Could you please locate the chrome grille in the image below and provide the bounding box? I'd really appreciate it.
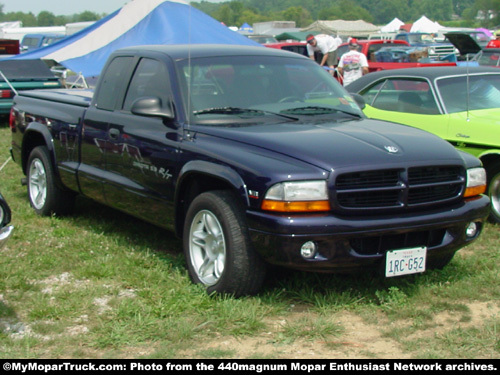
[335,166,464,210]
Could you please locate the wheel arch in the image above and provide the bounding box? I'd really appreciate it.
[479,152,500,224]
[21,123,55,174]
[479,151,500,172]
[174,160,249,238]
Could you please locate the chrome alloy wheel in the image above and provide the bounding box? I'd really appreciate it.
[188,209,226,286]
[29,158,48,210]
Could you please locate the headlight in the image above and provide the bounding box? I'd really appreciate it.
[464,167,487,197]
[261,180,331,212]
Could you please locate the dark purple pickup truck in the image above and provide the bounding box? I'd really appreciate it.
[9,45,489,296]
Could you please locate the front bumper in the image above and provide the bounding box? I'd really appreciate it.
[0,225,14,249]
[247,195,490,272]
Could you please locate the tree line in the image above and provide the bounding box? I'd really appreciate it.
[1,0,499,29]
[193,0,498,28]
[0,3,103,27]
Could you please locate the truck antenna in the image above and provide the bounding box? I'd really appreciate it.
[0,70,18,96]
[466,53,470,122]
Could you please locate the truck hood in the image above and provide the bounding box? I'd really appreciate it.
[445,32,482,55]
[195,118,462,171]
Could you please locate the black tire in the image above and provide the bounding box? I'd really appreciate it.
[486,161,500,224]
[183,190,266,297]
[27,146,75,216]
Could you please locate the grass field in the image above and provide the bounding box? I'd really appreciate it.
[0,124,499,359]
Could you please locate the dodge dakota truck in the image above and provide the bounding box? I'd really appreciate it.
[9,45,490,296]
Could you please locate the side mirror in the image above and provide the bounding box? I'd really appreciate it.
[350,93,366,110]
[131,97,174,120]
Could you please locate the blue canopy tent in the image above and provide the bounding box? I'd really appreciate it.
[10,0,260,78]
[239,23,253,33]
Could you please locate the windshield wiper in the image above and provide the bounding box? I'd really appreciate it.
[193,107,298,121]
[281,106,362,117]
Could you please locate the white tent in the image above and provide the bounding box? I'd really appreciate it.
[380,18,404,33]
[301,20,380,38]
[410,16,443,33]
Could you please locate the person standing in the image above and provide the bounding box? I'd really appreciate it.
[337,38,369,86]
[486,30,500,48]
[306,34,340,74]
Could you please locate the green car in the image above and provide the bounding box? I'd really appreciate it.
[347,66,500,223]
[0,59,61,114]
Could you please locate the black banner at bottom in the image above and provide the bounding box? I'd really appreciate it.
[1,359,498,374]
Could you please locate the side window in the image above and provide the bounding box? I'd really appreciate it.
[123,58,171,111]
[360,80,386,105]
[95,57,133,110]
[370,78,440,114]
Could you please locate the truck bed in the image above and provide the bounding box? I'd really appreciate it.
[19,88,93,107]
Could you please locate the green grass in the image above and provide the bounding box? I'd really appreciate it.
[0,124,499,359]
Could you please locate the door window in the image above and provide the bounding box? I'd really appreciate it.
[95,56,133,110]
[122,58,172,112]
[363,78,440,114]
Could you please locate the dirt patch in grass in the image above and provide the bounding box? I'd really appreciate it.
[178,300,500,359]
[2,269,499,359]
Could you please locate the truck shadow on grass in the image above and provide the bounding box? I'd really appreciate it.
[65,195,476,305]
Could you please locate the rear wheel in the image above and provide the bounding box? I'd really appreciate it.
[27,146,75,216]
[487,161,500,224]
[183,190,266,296]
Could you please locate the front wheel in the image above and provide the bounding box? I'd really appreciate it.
[183,190,266,296]
[487,161,500,224]
[27,146,75,216]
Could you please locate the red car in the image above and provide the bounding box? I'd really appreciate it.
[265,41,308,57]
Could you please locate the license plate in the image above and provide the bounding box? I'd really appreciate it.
[385,247,427,277]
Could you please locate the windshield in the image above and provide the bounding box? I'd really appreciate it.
[409,34,436,44]
[470,32,490,43]
[475,50,500,67]
[436,74,500,113]
[176,55,363,125]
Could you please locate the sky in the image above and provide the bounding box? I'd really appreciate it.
[2,0,226,16]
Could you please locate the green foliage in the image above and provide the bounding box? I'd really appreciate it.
[281,7,313,27]
[318,0,374,22]
[0,2,106,27]
[192,0,495,27]
[0,1,496,29]
[475,0,500,27]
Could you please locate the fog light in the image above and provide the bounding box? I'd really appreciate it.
[300,241,318,259]
[465,222,479,238]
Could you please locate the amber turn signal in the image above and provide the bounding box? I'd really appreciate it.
[261,200,331,212]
